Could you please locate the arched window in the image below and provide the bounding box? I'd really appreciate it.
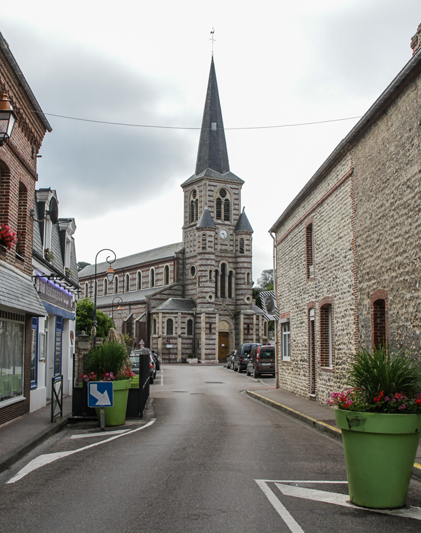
[220,262,227,298]
[239,238,245,254]
[247,272,251,283]
[209,270,213,281]
[137,271,142,290]
[224,198,230,221]
[228,271,233,299]
[215,188,230,221]
[85,282,89,297]
[201,233,207,250]
[153,318,157,335]
[125,274,130,292]
[150,268,155,288]
[189,189,198,223]
[167,318,174,335]
[103,279,108,296]
[164,265,170,285]
[215,269,219,298]
[187,319,193,336]
[114,276,119,293]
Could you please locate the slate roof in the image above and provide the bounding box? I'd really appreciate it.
[196,206,216,229]
[152,298,196,313]
[0,33,51,132]
[96,287,163,306]
[235,208,253,233]
[252,303,265,315]
[0,262,46,316]
[79,242,184,278]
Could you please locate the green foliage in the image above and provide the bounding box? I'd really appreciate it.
[122,333,133,355]
[84,341,130,379]
[329,346,421,413]
[257,269,273,290]
[347,346,421,402]
[76,298,113,339]
[77,261,91,272]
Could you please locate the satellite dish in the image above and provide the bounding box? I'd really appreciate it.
[47,197,59,224]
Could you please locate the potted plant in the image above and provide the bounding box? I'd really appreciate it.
[82,341,135,426]
[44,248,55,262]
[329,346,421,509]
[0,223,17,251]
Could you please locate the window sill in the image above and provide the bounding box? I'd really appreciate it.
[320,366,334,373]
[0,395,26,409]
[281,358,291,363]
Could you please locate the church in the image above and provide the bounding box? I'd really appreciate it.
[79,58,266,362]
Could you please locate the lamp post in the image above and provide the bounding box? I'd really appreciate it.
[112,296,123,324]
[93,249,116,346]
[0,93,17,146]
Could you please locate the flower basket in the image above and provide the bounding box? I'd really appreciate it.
[335,408,421,508]
[0,224,17,251]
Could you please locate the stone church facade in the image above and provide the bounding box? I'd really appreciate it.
[79,59,265,362]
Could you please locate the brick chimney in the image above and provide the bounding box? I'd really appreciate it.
[411,23,421,55]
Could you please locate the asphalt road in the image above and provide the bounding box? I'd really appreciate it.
[1,365,421,532]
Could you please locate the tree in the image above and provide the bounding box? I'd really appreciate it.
[76,298,113,339]
[256,269,274,290]
[77,261,91,272]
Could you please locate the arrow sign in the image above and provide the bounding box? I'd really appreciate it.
[88,382,114,408]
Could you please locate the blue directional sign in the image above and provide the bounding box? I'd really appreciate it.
[88,381,114,408]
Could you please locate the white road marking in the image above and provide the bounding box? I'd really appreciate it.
[275,483,421,521]
[70,429,130,439]
[7,419,156,484]
[255,480,305,533]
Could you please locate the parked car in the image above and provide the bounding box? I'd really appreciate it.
[246,345,276,378]
[233,343,261,373]
[151,350,161,370]
[226,351,236,369]
[130,349,157,384]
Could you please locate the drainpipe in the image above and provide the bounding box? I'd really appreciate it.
[270,231,279,389]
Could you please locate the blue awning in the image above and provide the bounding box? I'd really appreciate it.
[41,300,75,320]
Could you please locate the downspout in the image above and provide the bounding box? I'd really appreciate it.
[270,231,279,389]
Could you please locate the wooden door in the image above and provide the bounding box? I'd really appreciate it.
[218,332,229,361]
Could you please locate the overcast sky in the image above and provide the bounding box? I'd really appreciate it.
[2,1,421,281]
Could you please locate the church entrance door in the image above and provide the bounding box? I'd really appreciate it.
[218,332,229,362]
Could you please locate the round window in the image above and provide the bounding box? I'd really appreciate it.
[219,188,227,198]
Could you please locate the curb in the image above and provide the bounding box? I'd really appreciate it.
[0,415,69,475]
[246,390,342,441]
[246,390,421,482]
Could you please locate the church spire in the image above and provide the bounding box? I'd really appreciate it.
[195,57,230,175]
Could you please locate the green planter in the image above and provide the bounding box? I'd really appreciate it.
[95,379,131,426]
[335,408,421,509]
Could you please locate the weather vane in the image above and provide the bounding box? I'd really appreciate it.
[210,28,216,56]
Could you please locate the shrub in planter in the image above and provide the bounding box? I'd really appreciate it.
[330,346,421,509]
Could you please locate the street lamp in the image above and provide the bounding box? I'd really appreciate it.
[93,249,116,346]
[112,296,123,324]
[0,93,17,146]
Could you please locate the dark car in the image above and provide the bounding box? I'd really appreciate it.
[130,349,156,384]
[151,350,161,370]
[246,345,276,378]
[226,351,236,369]
[233,343,261,373]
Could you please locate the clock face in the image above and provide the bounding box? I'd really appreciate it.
[220,229,228,239]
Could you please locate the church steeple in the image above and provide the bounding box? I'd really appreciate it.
[195,57,230,175]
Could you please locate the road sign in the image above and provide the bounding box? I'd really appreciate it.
[88,382,114,408]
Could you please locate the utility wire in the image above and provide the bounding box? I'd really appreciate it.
[41,111,363,131]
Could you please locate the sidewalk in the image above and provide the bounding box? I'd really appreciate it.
[0,396,72,474]
[246,384,421,481]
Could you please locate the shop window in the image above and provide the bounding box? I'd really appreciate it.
[30,318,38,388]
[0,313,25,403]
